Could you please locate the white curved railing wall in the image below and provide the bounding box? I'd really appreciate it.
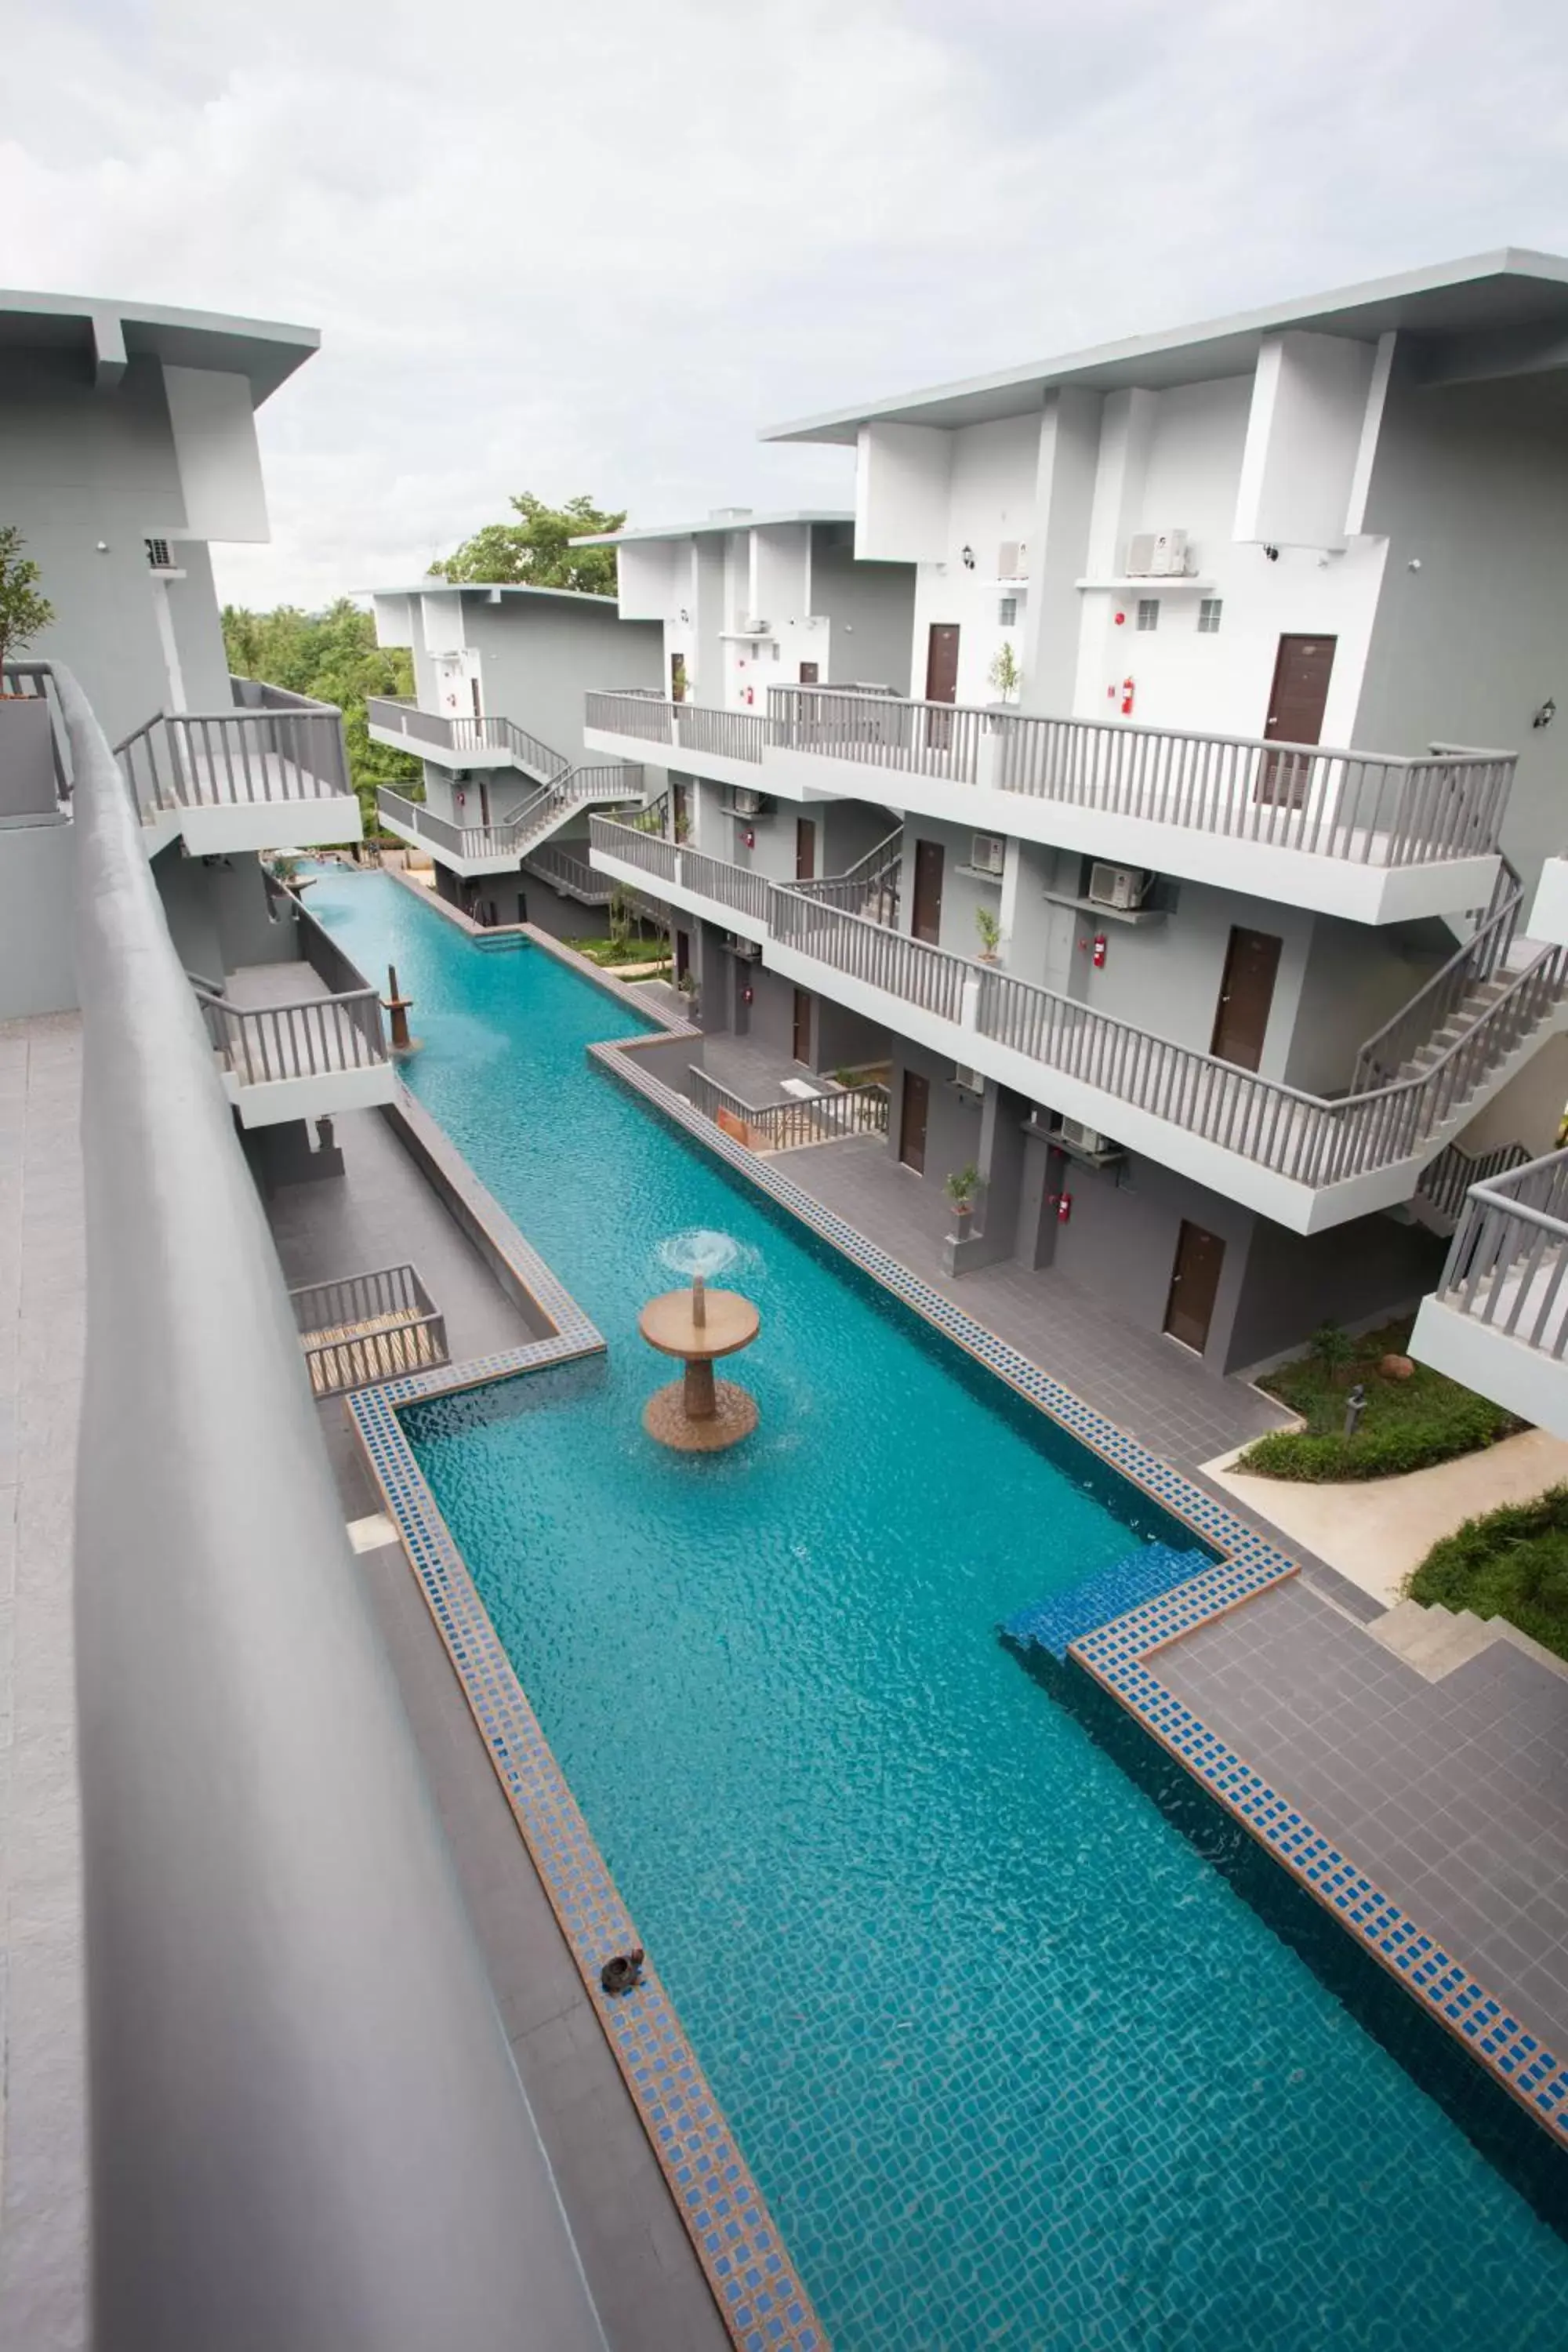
[61,662,604,2351]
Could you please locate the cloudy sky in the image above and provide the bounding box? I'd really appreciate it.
[7,0,1566,608]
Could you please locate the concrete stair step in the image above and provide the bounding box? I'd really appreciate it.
[1369,1597,1515,1680]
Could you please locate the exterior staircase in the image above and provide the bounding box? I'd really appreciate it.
[1411,1138,1532,1235]
[1370,1598,1568,1685]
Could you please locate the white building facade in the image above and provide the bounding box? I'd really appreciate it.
[584,252,1568,1375]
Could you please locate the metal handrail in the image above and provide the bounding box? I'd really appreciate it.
[289,1263,449,1397]
[365,696,572,783]
[60,657,604,2347]
[1436,1147,1568,1356]
[767,684,1515,869]
[114,699,351,817]
[688,1067,891,1150]
[585,690,770,763]
[591,815,1568,1188]
[1354,856,1525,1087]
[202,987,388,1085]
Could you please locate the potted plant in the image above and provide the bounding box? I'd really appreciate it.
[975,906,1003,963]
[986,641,1021,706]
[0,526,58,819]
[944,1164,980,1229]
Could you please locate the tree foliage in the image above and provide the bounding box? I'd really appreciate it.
[222,597,420,833]
[429,492,625,597]
[0,525,56,670]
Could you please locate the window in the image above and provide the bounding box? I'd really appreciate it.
[997,594,1018,628]
[1136,598,1160,632]
[1197,597,1224,634]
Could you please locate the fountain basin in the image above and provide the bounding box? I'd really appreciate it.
[638,1283,760,1451]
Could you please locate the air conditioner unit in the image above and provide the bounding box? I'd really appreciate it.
[1125,531,1190,578]
[996,540,1027,581]
[1060,1117,1109,1154]
[731,789,763,816]
[1087,861,1147,911]
[970,832,1006,876]
[953,1064,985,1092]
[144,536,176,572]
[742,615,771,635]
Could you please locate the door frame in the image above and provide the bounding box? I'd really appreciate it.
[1256,631,1337,807]
[898,1067,931,1173]
[910,838,946,946]
[1209,925,1282,1073]
[1163,1219,1225,1356]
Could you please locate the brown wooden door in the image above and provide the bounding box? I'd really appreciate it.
[910,839,945,946]
[798,661,819,685]
[1210,926,1281,1072]
[793,988,812,1065]
[898,1069,930,1172]
[796,818,816,880]
[1257,633,1336,807]
[671,780,691,841]
[925,625,960,702]
[674,927,691,985]
[1164,1221,1225,1353]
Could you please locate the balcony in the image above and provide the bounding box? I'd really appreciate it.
[365,695,569,784]
[763,687,1512,925]
[193,893,396,1125]
[378,764,644,878]
[1411,1150,1568,1436]
[587,814,774,940]
[115,677,361,855]
[583,690,797,798]
[586,823,1568,1233]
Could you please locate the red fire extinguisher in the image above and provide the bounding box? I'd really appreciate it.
[1120,676,1136,717]
[1057,1192,1073,1224]
[1092,932,1108,969]
[744,684,755,706]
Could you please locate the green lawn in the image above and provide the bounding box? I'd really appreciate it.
[1409,1487,1568,1662]
[565,935,671,971]
[1236,1316,1523,1483]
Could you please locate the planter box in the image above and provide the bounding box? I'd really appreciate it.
[0,696,59,820]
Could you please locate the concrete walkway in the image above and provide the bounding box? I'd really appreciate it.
[1206,1426,1568,1605]
[0,1014,87,2352]
[782,1131,1290,1472]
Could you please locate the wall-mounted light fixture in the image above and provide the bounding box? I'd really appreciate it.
[960,546,975,570]
[1534,698,1558,731]
[1263,544,1279,563]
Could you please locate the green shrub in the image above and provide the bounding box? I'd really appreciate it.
[1408,1488,1568,1661]
[1237,1389,1517,1483]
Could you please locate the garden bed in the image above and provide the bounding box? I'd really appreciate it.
[1236,1316,1524,1483]
[1408,1486,1568,1663]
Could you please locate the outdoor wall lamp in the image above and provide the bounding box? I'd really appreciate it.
[1535,699,1558,730]
[961,545,976,569]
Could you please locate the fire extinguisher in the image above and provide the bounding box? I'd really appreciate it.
[1092,932,1108,969]
[742,985,754,1005]
[744,684,755,706]
[1120,676,1136,717]
[1057,1192,1073,1224]
[742,827,756,850]
[456,788,466,808]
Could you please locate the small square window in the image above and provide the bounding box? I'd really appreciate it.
[1136,598,1160,632]
[997,594,1018,628]
[1197,597,1223,634]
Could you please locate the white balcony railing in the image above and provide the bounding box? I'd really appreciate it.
[365,695,570,783]
[114,681,351,822]
[379,766,643,866]
[1432,1149,1568,1360]
[768,686,1514,871]
[585,690,769,764]
[588,817,1568,1196]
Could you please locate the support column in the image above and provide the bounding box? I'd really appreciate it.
[943,1081,1029,1276]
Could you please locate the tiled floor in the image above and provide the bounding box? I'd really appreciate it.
[781,1132,1290,1473]
[0,1014,87,2352]
[1155,1575,1568,2070]
[263,1105,731,2350]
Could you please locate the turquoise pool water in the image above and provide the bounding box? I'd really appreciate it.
[309,871,1568,2350]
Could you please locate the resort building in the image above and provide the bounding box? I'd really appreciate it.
[583,249,1568,1377]
[16,260,1568,2352]
[367,577,666,932]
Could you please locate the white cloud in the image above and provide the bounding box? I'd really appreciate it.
[5,0,1566,604]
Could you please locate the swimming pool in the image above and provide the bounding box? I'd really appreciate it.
[310,870,1568,2349]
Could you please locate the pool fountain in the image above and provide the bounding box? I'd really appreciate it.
[638,1267,760,1451]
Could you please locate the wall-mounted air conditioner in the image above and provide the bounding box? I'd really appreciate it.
[970,833,1006,876]
[731,789,764,816]
[996,541,1028,580]
[145,537,180,573]
[1087,862,1147,911]
[1126,530,1189,577]
[741,615,771,635]
[953,1064,985,1092]
[1060,1117,1109,1154]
